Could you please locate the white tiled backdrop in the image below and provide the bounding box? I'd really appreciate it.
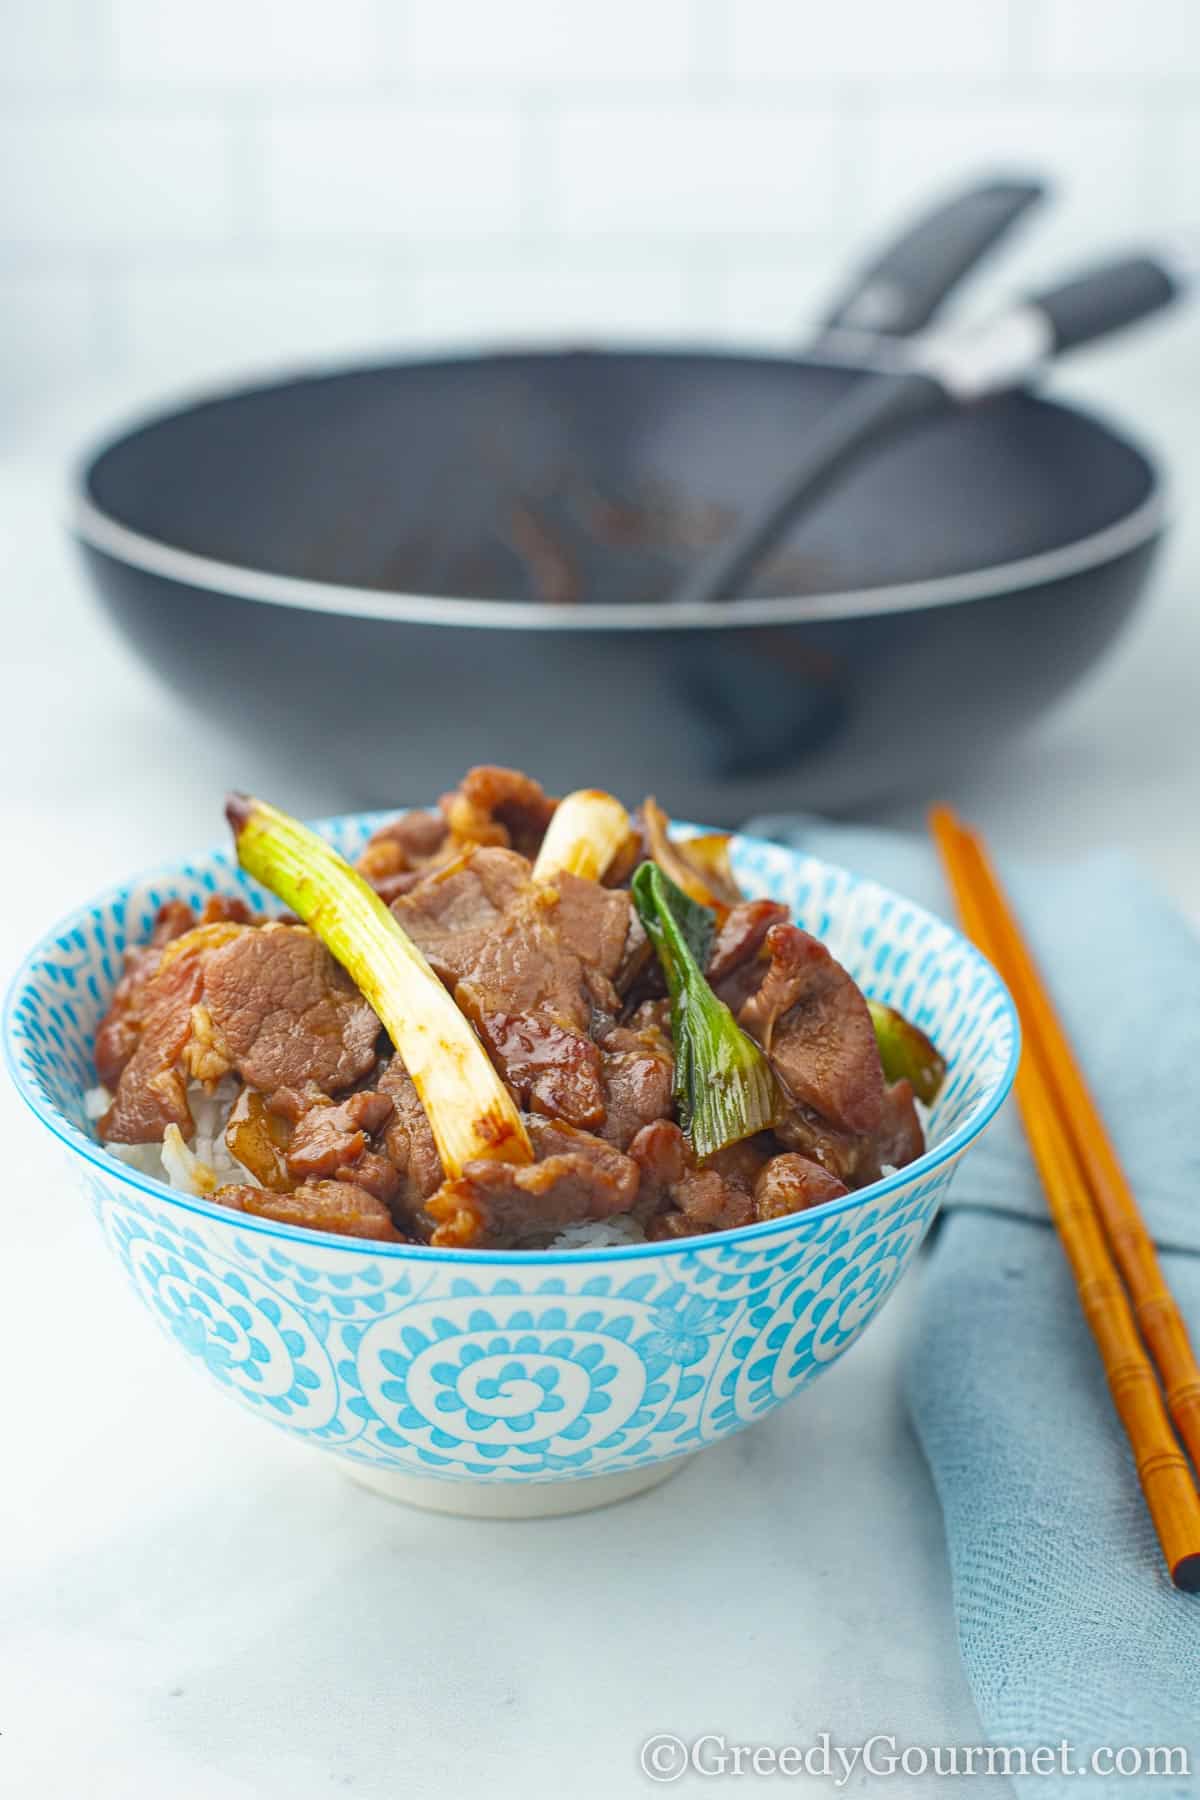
[1,0,1197,403]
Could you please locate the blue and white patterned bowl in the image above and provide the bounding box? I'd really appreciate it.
[5,819,1018,1517]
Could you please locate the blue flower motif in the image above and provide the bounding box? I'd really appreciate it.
[640,1284,727,1367]
[431,1352,567,1433]
[161,1293,237,1381]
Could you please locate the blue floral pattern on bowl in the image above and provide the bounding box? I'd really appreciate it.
[5,819,1019,1499]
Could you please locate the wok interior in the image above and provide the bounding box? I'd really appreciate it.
[85,350,1155,606]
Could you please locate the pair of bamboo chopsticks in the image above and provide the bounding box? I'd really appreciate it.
[930,807,1200,1592]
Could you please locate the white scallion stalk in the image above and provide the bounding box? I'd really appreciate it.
[531,788,632,884]
[227,794,532,1178]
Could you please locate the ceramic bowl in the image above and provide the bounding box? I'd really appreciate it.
[5,820,1018,1518]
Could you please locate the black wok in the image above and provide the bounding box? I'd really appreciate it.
[73,245,1169,820]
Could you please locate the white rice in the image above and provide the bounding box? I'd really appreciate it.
[92,1077,258,1199]
[546,1217,646,1249]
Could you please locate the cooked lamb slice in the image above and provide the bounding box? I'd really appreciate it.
[468,1010,605,1130]
[707,900,791,1010]
[201,924,380,1093]
[343,1149,401,1203]
[198,893,257,926]
[402,857,630,1131]
[772,1076,926,1186]
[454,882,631,1129]
[440,764,558,857]
[94,898,196,1087]
[614,910,655,996]
[214,1179,404,1242]
[739,923,885,1139]
[285,1089,395,1181]
[547,871,632,1009]
[596,1001,675,1148]
[425,1117,639,1249]
[876,1078,925,1170]
[391,847,530,985]
[771,1104,875,1186]
[376,1058,444,1230]
[370,868,430,904]
[356,809,450,891]
[753,1153,848,1221]
[455,877,627,1025]
[97,919,254,1142]
[627,1121,761,1239]
[98,940,207,1143]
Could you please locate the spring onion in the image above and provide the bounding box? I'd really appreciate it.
[632,860,783,1160]
[867,999,947,1105]
[642,797,742,911]
[227,794,532,1177]
[531,787,633,884]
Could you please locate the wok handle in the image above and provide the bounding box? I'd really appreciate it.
[1030,255,1181,355]
[676,248,1188,610]
[921,252,1187,400]
[816,176,1045,343]
[670,369,949,611]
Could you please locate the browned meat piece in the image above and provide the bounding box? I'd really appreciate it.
[596,1001,675,1148]
[628,1120,761,1239]
[459,877,624,1015]
[98,939,208,1142]
[262,1083,327,1124]
[707,1136,776,1191]
[344,1148,401,1203]
[425,1117,638,1248]
[440,764,557,857]
[547,872,632,1008]
[370,869,428,904]
[613,909,654,995]
[229,1081,403,1206]
[455,878,630,1127]
[94,898,195,1086]
[392,847,530,985]
[708,899,791,1010]
[152,899,198,941]
[356,809,450,891]
[376,1059,444,1230]
[397,851,632,1132]
[199,894,256,926]
[754,1153,848,1221]
[772,1105,874,1184]
[201,924,380,1093]
[626,1116,686,1190]
[772,1080,924,1187]
[470,1011,605,1130]
[739,923,884,1138]
[214,1179,404,1242]
[876,1078,925,1170]
[286,1090,394,1181]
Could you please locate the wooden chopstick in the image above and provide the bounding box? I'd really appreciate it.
[930,806,1200,1591]
[958,824,1200,1474]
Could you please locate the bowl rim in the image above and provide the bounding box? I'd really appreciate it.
[5,823,1021,1266]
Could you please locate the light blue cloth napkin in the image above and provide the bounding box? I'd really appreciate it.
[749,815,1200,1798]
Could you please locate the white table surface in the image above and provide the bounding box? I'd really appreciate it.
[2,335,1197,1798]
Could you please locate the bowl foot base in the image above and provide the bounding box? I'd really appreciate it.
[345,1453,692,1519]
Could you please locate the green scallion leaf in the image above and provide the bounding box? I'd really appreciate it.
[631,860,782,1160]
